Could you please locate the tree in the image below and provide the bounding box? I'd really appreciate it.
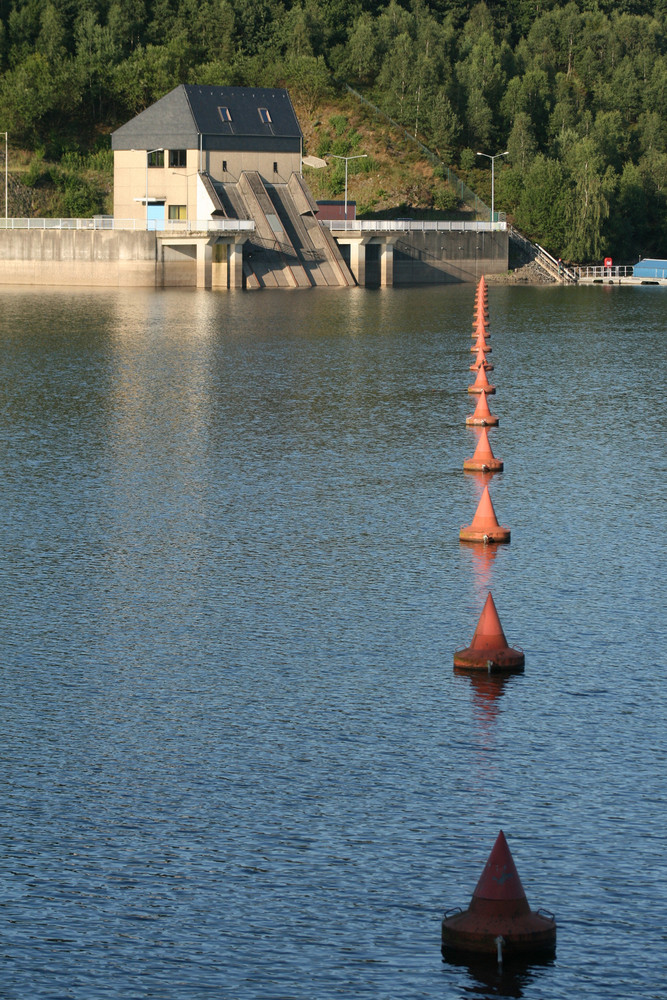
[344,13,381,85]
[428,89,460,158]
[563,137,615,260]
[515,154,568,253]
[507,112,537,174]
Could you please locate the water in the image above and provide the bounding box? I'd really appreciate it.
[2,283,665,999]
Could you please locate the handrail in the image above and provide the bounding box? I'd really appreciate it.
[321,219,506,233]
[577,265,635,279]
[0,217,255,232]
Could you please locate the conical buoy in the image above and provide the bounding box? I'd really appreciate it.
[460,485,510,543]
[468,365,496,395]
[442,831,555,959]
[469,348,494,372]
[470,333,491,353]
[453,592,524,672]
[472,320,490,340]
[466,391,498,427]
[463,427,503,471]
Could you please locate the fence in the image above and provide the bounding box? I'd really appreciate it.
[0,217,255,233]
[321,219,506,233]
[576,265,635,280]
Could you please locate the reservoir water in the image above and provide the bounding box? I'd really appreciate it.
[2,283,665,999]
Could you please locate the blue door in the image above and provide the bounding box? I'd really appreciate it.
[146,202,165,231]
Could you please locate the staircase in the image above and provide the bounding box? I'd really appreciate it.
[509,226,578,284]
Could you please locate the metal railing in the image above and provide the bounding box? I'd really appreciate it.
[0,217,256,232]
[577,265,635,280]
[535,242,578,283]
[321,219,507,233]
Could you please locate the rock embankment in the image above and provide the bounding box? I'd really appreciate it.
[486,260,557,285]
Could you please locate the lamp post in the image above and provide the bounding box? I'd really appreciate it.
[476,150,508,224]
[3,132,7,220]
[327,153,367,221]
[145,147,163,227]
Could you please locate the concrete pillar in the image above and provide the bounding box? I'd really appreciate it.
[196,240,212,289]
[380,242,394,287]
[229,241,244,289]
[350,240,366,287]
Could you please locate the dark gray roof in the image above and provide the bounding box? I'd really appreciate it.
[112,85,302,151]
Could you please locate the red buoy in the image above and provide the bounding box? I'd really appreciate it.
[468,365,496,395]
[460,485,510,543]
[466,391,498,426]
[453,592,524,672]
[442,831,556,959]
[463,428,503,472]
[469,348,494,372]
[470,333,491,353]
[472,315,490,337]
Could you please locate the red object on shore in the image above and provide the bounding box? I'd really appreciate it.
[469,347,494,371]
[453,593,524,672]
[468,365,496,395]
[460,485,510,543]
[466,391,498,426]
[441,830,556,959]
[464,427,503,471]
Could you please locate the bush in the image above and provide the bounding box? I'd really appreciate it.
[330,115,348,136]
[433,185,459,212]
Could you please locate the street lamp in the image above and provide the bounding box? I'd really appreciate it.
[145,147,163,227]
[327,153,367,221]
[5,132,9,222]
[476,150,508,224]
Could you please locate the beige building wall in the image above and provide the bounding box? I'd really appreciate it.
[204,150,301,185]
[114,149,202,224]
[114,148,302,223]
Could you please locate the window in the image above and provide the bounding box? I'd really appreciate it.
[222,160,227,173]
[168,205,187,220]
[218,106,232,122]
[147,149,164,168]
[258,108,272,124]
[169,149,186,168]
[273,161,278,173]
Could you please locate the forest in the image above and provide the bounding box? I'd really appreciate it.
[0,0,665,261]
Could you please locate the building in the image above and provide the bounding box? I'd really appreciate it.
[110,84,355,288]
[111,85,304,227]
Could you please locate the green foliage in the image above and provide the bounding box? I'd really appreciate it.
[459,148,477,171]
[433,184,459,211]
[330,115,349,136]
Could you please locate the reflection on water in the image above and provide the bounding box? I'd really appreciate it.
[445,953,555,999]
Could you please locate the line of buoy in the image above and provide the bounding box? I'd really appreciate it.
[447,278,556,966]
